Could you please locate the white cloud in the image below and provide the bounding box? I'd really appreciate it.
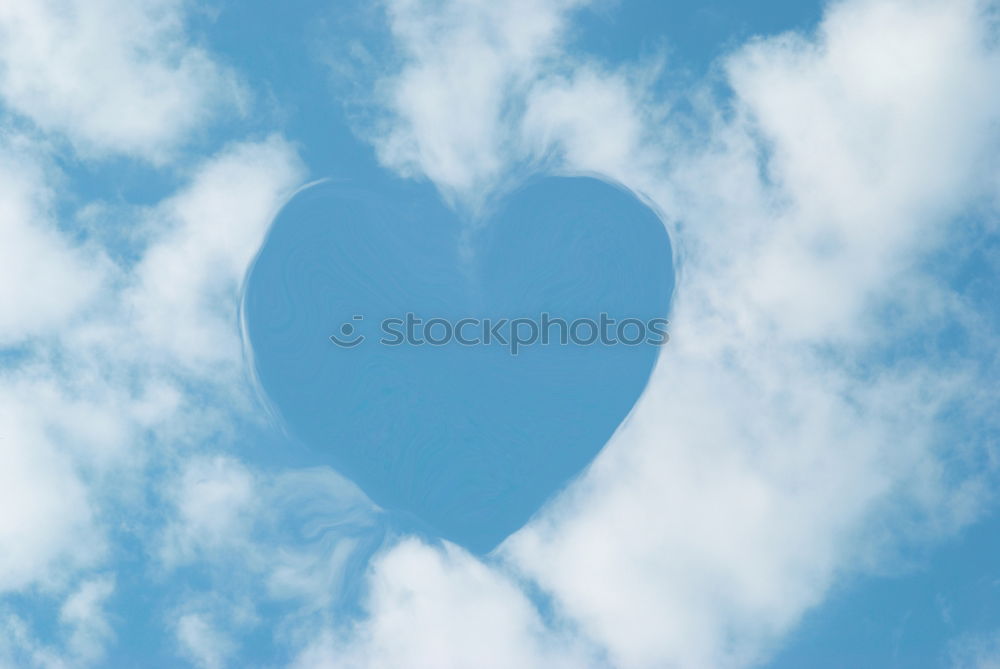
[0,0,244,161]
[292,539,596,669]
[59,576,116,665]
[0,137,107,347]
[372,0,586,208]
[719,0,1000,342]
[0,614,70,669]
[0,389,101,593]
[0,575,115,669]
[521,65,662,183]
[125,135,305,376]
[175,613,235,669]
[160,456,257,567]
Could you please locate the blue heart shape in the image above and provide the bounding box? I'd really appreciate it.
[243,175,672,553]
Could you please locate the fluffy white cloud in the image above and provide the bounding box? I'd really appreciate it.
[160,456,257,567]
[0,138,107,346]
[125,135,306,376]
[292,539,596,669]
[717,0,1000,343]
[373,0,585,207]
[0,389,100,593]
[175,613,236,669]
[0,0,244,161]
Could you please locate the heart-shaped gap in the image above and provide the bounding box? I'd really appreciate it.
[242,175,673,553]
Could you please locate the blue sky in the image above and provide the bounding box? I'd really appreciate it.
[0,1,998,668]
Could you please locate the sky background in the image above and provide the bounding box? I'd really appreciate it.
[0,0,998,667]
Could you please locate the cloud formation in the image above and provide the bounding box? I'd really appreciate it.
[0,0,244,161]
[0,137,107,346]
[371,0,586,209]
[0,136,304,666]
